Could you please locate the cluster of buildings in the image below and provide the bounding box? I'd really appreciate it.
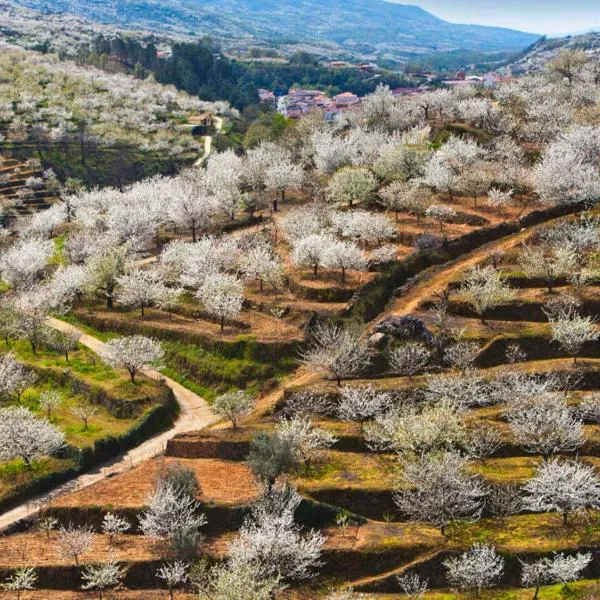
[257,68,513,121]
[443,70,515,88]
[271,88,362,119]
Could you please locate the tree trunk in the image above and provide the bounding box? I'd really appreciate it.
[272,197,278,212]
[533,585,540,600]
[563,511,569,526]
[313,264,318,276]
[341,266,346,283]
[221,316,225,332]
[141,304,145,318]
[192,225,197,243]
[107,294,114,309]
[129,370,136,384]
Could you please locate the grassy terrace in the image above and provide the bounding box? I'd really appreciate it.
[0,340,173,509]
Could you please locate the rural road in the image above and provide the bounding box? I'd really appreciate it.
[0,319,218,532]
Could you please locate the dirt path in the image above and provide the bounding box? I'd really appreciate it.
[349,548,443,591]
[0,319,217,532]
[372,219,554,326]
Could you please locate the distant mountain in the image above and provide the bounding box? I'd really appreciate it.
[509,31,600,73]
[12,0,539,60]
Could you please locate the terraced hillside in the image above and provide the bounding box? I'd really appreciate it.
[2,53,600,599]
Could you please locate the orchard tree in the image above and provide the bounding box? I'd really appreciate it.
[37,516,59,539]
[443,544,504,596]
[443,341,480,373]
[156,561,189,600]
[0,237,53,290]
[487,484,522,525]
[459,165,491,207]
[102,512,131,546]
[323,240,367,282]
[81,559,124,600]
[265,162,304,211]
[549,552,592,584]
[276,415,337,466]
[99,335,164,383]
[520,552,591,599]
[116,268,172,318]
[465,425,504,461]
[331,210,396,247]
[14,288,54,355]
[195,556,280,600]
[0,353,36,400]
[387,342,431,379]
[518,244,577,293]
[140,481,206,556]
[424,136,483,201]
[487,187,515,214]
[0,302,18,347]
[394,452,486,535]
[86,245,131,309]
[506,396,584,459]
[425,204,457,234]
[547,310,599,364]
[228,486,324,583]
[337,385,393,426]
[168,170,214,242]
[71,403,98,430]
[55,524,93,565]
[397,572,428,600]
[39,390,62,419]
[379,180,432,225]
[196,273,244,332]
[0,407,64,467]
[532,126,600,205]
[327,167,378,207]
[291,233,335,276]
[213,390,255,429]
[366,399,466,456]
[460,265,516,323]
[1,567,37,599]
[522,459,600,525]
[240,244,284,292]
[46,328,79,362]
[247,432,297,489]
[300,322,372,385]
[520,557,552,599]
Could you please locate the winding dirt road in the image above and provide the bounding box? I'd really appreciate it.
[0,319,217,532]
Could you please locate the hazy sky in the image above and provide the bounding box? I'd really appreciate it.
[400,1,600,35]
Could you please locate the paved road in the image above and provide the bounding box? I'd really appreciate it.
[0,319,218,532]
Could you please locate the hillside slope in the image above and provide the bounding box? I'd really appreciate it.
[510,31,600,72]
[12,0,539,59]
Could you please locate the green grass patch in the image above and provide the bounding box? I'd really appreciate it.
[56,314,118,342]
